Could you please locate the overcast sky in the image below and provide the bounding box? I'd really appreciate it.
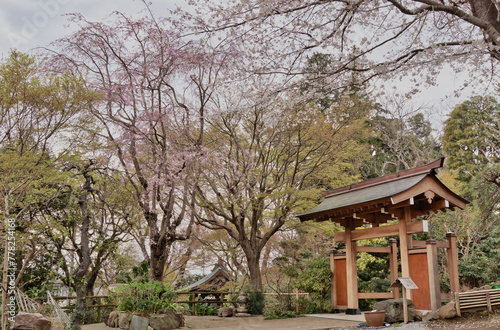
[0,0,179,57]
[0,0,479,125]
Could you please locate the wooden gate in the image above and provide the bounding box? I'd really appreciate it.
[409,250,431,310]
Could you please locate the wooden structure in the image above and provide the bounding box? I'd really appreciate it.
[298,158,468,314]
[455,288,500,316]
[179,266,232,292]
[178,266,233,315]
[391,277,418,324]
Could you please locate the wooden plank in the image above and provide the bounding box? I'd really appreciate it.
[409,248,426,254]
[334,220,428,242]
[447,233,460,294]
[427,240,441,312]
[356,246,391,253]
[345,225,359,309]
[459,289,500,297]
[455,292,461,317]
[400,207,411,280]
[409,253,430,310]
[330,249,336,309]
[358,292,393,299]
[389,239,400,299]
[413,240,449,249]
[441,293,453,300]
[335,258,348,306]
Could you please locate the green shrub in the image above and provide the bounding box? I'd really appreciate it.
[243,284,264,314]
[263,296,297,319]
[195,302,219,316]
[111,281,177,315]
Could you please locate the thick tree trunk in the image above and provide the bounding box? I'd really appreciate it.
[245,251,263,291]
[147,211,168,282]
[72,166,92,327]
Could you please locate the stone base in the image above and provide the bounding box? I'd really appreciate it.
[235,313,252,317]
[346,308,361,315]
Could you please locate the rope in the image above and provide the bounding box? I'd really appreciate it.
[47,292,71,328]
[15,289,42,312]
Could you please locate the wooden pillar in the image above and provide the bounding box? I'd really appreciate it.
[345,222,360,314]
[399,206,411,277]
[402,287,409,324]
[399,206,412,299]
[426,239,441,312]
[389,238,400,299]
[446,232,460,294]
[330,249,337,310]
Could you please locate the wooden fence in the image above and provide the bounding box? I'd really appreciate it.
[35,295,114,323]
[32,290,311,319]
[455,288,500,316]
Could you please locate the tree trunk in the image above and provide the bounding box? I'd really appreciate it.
[72,165,92,327]
[245,251,263,291]
[148,219,168,282]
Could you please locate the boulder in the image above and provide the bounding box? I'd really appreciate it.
[149,310,184,330]
[46,318,64,330]
[130,315,149,330]
[118,313,132,329]
[420,310,439,322]
[12,312,51,330]
[218,307,233,317]
[372,298,418,323]
[438,301,457,319]
[107,311,119,328]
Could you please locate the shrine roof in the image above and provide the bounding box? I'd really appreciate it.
[298,158,468,222]
[178,266,232,292]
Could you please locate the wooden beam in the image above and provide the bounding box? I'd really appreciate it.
[352,212,395,224]
[416,199,449,213]
[413,240,449,249]
[389,239,400,299]
[400,206,411,279]
[330,249,337,309]
[345,224,359,310]
[427,240,441,312]
[391,176,467,209]
[356,246,391,253]
[387,198,414,210]
[334,220,428,242]
[447,233,460,293]
[358,292,394,299]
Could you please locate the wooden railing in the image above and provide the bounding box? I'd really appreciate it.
[177,291,234,315]
[455,288,500,316]
[31,290,312,318]
[35,295,114,323]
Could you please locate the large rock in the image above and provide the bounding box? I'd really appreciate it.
[12,312,51,330]
[118,313,132,329]
[106,311,119,328]
[372,299,418,323]
[438,301,457,319]
[149,310,184,330]
[218,307,233,317]
[420,310,439,322]
[130,315,149,330]
[46,318,64,330]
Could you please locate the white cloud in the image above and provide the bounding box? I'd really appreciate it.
[0,0,180,57]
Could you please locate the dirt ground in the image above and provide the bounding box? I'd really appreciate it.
[181,315,361,329]
[81,311,500,330]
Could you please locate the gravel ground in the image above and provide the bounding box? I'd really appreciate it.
[82,311,500,330]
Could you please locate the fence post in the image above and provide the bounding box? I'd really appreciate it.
[191,294,195,315]
[389,238,400,299]
[97,297,102,323]
[447,233,460,294]
[426,239,441,312]
[296,289,299,315]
